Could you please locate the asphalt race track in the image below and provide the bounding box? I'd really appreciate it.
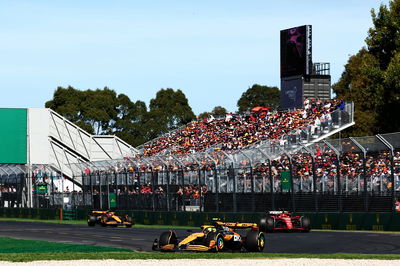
[0,221,400,254]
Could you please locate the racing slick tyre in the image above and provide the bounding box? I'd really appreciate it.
[125,216,133,228]
[244,230,265,252]
[300,216,311,232]
[205,232,224,252]
[158,231,178,252]
[260,216,275,233]
[100,215,108,227]
[87,215,96,226]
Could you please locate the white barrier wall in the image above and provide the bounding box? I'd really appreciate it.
[28,108,50,165]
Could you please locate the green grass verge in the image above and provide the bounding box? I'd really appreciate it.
[0,217,197,229]
[0,237,130,254]
[1,251,400,262]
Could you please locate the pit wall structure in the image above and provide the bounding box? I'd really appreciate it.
[0,208,399,231]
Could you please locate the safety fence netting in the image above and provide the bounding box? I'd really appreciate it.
[1,132,399,212]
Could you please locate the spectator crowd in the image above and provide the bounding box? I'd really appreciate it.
[142,98,344,156]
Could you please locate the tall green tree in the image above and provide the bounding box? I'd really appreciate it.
[46,87,137,140]
[45,86,94,133]
[333,0,400,136]
[237,84,280,113]
[147,88,195,139]
[114,94,148,146]
[332,49,384,136]
[198,106,228,120]
[83,88,119,135]
[211,106,228,117]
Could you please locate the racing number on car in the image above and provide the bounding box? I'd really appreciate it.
[233,235,241,241]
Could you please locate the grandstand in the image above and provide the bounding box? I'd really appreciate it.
[0,98,357,210]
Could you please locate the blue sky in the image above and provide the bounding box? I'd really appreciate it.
[0,0,389,115]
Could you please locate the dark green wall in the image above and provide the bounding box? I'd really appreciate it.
[0,108,27,164]
[0,208,399,232]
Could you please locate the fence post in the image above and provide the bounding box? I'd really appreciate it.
[151,170,156,211]
[167,170,170,212]
[180,168,185,212]
[363,155,368,212]
[250,165,255,212]
[311,156,318,212]
[98,172,103,210]
[230,164,237,213]
[214,165,219,212]
[114,172,119,210]
[289,158,295,212]
[268,159,275,211]
[349,137,368,212]
[125,171,129,210]
[390,154,395,212]
[106,173,110,210]
[337,157,342,212]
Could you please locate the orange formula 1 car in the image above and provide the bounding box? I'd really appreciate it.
[259,211,310,232]
[152,219,265,252]
[87,210,133,228]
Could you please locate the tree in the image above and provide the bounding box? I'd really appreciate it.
[211,106,227,117]
[45,86,94,133]
[45,86,120,134]
[82,88,119,135]
[46,87,197,147]
[332,49,384,136]
[147,88,195,138]
[366,1,400,69]
[333,0,400,136]
[237,84,280,113]
[114,94,148,146]
[198,106,228,120]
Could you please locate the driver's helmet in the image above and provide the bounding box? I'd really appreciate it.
[222,225,230,231]
[202,226,217,234]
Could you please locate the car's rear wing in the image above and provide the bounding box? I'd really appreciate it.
[214,220,259,230]
[268,211,290,215]
[91,210,114,214]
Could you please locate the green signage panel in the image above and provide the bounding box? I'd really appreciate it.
[281,170,292,190]
[0,108,27,164]
[109,193,117,208]
[37,185,48,194]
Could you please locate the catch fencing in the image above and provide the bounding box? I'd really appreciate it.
[1,132,400,213]
[67,133,400,212]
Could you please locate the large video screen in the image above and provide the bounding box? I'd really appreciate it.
[280,25,310,78]
[280,78,303,109]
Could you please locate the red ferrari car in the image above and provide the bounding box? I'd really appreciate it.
[259,211,310,232]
